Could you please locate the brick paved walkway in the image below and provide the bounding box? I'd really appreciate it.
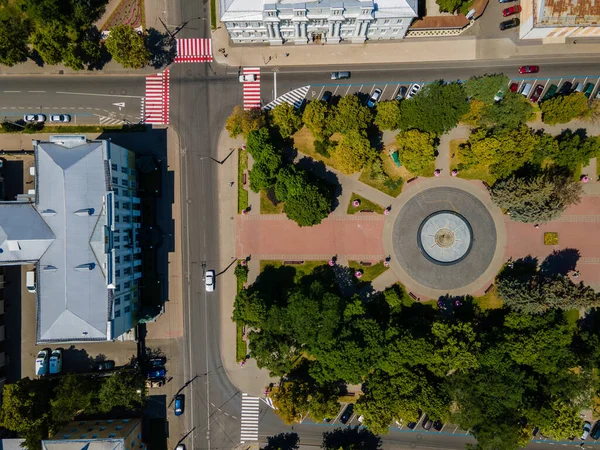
[504,196,600,290]
[236,214,385,261]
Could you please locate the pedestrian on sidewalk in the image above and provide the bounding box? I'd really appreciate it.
[229,181,234,187]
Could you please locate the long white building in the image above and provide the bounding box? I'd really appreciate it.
[0,136,142,343]
[220,0,418,45]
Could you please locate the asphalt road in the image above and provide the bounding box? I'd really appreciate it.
[0,76,145,125]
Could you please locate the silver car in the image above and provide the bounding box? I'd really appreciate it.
[205,270,215,292]
[50,114,71,123]
[24,114,46,123]
[582,421,592,440]
[406,84,422,100]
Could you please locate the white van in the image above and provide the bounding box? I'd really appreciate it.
[26,271,36,293]
[520,83,533,98]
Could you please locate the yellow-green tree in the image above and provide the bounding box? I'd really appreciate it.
[541,92,591,125]
[395,129,436,176]
[105,24,151,69]
[374,100,401,131]
[225,105,266,138]
[330,130,376,174]
[270,103,302,138]
[302,100,330,139]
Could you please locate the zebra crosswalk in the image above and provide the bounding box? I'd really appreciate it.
[240,393,260,443]
[263,85,310,110]
[242,67,261,110]
[99,116,124,126]
[174,38,213,63]
[143,69,170,125]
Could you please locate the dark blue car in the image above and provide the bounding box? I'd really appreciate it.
[147,368,166,380]
[174,394,185,416]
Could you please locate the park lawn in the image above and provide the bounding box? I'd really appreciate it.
[236,322,246,362]
[565,308,580,330]
[292,126,334,165]
[358,147,409,197]
[260,190,284,214]
[348,260,388,282]
[260,259,328,282]
[238,147,249,214]
[473,287,503,310]
[346,193,385,214]
[449,139,497,185]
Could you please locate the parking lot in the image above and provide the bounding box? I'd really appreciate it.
[302,74,600,106]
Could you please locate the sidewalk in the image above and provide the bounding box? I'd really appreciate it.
[211,24,600,68]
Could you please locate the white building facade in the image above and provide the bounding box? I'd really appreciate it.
[220,0,418,45]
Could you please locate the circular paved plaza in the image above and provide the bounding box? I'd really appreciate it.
[392,186,497,291]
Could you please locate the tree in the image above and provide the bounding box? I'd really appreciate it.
[459,126,539,179]
[464,74,510,104]
[270,103,302,138]
[246,128,275,161]
[249,159,280,192]
[272,379,311,424]
[0,378,51,434]
[330,130,376,175]
[374,100,401,131]
[436,0,467,12]
[31,21,69,65]
[309,387,341,422]
[0,15,30,66]
[233,289,266,327]
[330,95,372,134]
[98,371,146,413]
[302,100,330,139]
[395,129,436,175]
[551,131,598,170]
[428,322,480,377]
[105,24,151,69]
[226,106,266,138]
[283,183,331,227]
[274,165,309,203]
[398,81,469,135]
[530,399,583,441]
[541,93,590,125]
[50,374,96,424]
[481,92,533,129]
[489,171,582,223]
[461,99,486,126]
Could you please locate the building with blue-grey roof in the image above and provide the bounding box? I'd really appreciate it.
[0,136,141,343]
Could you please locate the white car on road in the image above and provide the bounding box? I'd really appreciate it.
[24,114,46,123]
[205,270,215,292]
[50,114,71,123]
[239,74,257,82]
[35,350,49,376]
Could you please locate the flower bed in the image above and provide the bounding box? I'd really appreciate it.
[544,232,559,245]
[102,0,144,31]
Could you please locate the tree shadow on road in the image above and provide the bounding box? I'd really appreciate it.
[263,432,300,450]
[322,426,382,450]
[146,28,177,69]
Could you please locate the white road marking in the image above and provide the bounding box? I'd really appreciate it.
[56,91,144,98]
[28,91,46,93]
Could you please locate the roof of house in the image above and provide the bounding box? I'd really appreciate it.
[220,0,418,21]
[0,203,54,264]
[35,137,111,343]
[538,0,600,26]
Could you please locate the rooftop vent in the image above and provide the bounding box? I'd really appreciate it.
[74,208,95,217]
[74,263,96,271]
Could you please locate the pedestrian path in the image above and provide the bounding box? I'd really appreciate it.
[174,38,213,63]
[143,69,170,125]
[240,393,260,443]
[263,85,310,110]
[242,67,261,110]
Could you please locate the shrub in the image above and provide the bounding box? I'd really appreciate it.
[544,232,559,246]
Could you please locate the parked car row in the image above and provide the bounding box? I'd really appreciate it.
[23,114,71,123]
[35,348,62,376]
[511,79,600,104]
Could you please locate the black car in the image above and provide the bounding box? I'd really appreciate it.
[591,421,600,440]
[395,86,408,100]
[407,409,422,429]
[559,81,573,95]
[321,91,332,103]
[499,0,516,3]
[94,360,115,371]
[499,18,520,30]
[339,404,354,424]
[433,420,443,431]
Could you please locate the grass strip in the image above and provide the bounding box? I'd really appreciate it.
[348,260,388,282]
[238,147,248,214]
[260,190,284,214]
[346,193,385,214]
[210,0,217,30]
[236,322,246,362]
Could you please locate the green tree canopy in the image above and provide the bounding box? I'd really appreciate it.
[398,81,469,135]
[105,24,151,69]
[98,371,146,413]
[464,74,510,104]
[226,106,266,138]
[50,374,97,424]
[283,183,331,227]
[274,165,309,203]
[31,21,70,65]
[395,129,436,175]
[330,130,376,175]
[270,103,302,138]
[330,95,373,134]
[374,100,401,131]
[0,378,50,434]
[0,14,30,66]
[272,379,311,424]
[489,171,582,223]
[541,92,590,125]
[302,100,331,140]
[436,0,468,12]
[481,92,533,129]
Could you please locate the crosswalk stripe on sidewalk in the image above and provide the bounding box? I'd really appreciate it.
[242,67,261,110]
[240,393,260,443]
[143,69,170,125]
[174,38,213,63]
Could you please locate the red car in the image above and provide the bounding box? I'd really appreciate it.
[509,82,519,92]
[530,84,544,102]
[503,5,522,16]
[519,65,539,74]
